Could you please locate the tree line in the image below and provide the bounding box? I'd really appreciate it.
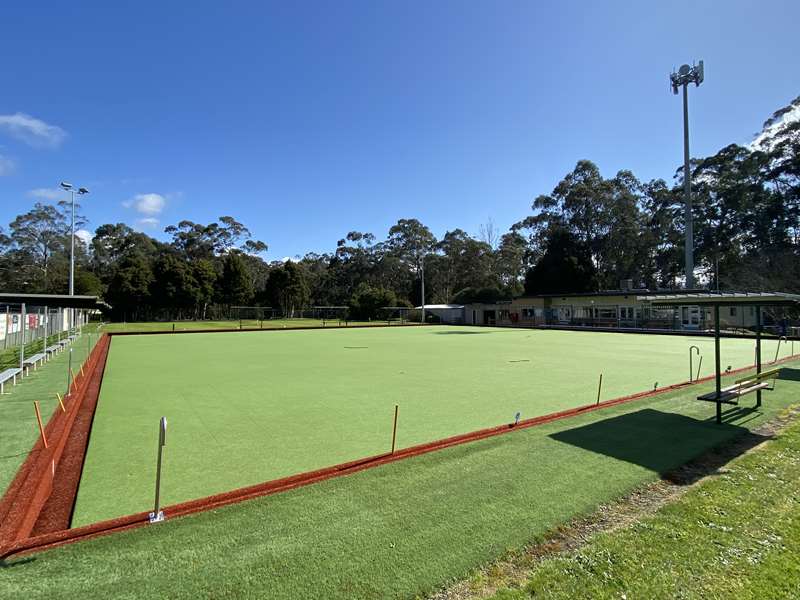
[0,96,797,321]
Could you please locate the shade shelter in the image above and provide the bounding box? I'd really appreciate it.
[639,292,800,424]
[0,293,108,311]
[0,293,109,370]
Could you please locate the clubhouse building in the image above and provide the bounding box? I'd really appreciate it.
[427,286,779,334]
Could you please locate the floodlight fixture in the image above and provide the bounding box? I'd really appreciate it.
[60,181,73,191]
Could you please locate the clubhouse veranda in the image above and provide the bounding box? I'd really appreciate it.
[430,287,797,333]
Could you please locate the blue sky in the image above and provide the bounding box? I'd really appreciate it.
[1,1,798,259]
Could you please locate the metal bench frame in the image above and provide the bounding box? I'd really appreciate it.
[0,368,22,394]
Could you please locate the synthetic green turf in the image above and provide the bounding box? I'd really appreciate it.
[0,331,100,495]
[71,326,794,526]
[3,361,799,600]
[490,396,800,599]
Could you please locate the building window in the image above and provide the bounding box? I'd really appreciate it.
[730,307,737,317]
[596,307,617,319]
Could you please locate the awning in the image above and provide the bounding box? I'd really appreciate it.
[638,292,800,307]
[0,293,110,310]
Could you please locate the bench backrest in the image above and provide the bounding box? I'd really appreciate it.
[735,368,781,385]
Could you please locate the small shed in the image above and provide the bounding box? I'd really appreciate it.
[417,304,465,324]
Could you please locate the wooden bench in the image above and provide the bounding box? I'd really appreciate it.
[697,368,781,405]
[22,353,47,376]
[0,368,22,394]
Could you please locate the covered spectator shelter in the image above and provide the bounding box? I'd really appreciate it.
[640,292,800,424]
[0,293,108,352]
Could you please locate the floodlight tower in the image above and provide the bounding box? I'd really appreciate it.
[59,182,90,296]
[670,61,704,289]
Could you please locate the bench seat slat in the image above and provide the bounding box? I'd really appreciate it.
[0,368,22,392]
[697,382,770,405]
[0,368,22,381]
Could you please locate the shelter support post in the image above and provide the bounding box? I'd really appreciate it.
[714,305,722,424]
[756,305,762,407]
[20,303,26,372]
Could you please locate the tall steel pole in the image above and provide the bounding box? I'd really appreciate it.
[61,182,89,331]
[682,83,693,289]
[69,189,75,296]
[420,256,426,325]
[670,61,703,291]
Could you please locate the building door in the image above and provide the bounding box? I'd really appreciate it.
[681,306,701,329]
[472,310,477,325]
[483,310,496,325]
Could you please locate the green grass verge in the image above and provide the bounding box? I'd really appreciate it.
[0,331,100,495]
[2,360,799,599]
[488,404,800,599]
[72,326,792,526]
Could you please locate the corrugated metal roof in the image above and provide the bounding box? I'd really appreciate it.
[640,292,800,306]
[416,304,465,309]
[0,293,109,309]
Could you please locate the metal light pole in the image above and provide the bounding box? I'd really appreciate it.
[60,182,90,297]
[60,182,89,331]
[670,61,704,289]
[420,255,426,325]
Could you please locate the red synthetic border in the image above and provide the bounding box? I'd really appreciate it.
[2,349,798,560]
[0,334,110,547]
[32,336,111,535]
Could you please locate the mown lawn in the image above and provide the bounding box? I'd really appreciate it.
[2,360,799,599]
[488,398,800,599]
[72,326,792,526]
[0,331,100,495]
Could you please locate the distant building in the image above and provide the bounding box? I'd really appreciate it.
[417,304,465,324]
[462,288,763,332]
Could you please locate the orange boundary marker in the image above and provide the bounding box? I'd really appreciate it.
[33,402,48,448]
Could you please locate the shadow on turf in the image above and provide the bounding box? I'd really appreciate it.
[549,408,771,484]
[0,556,36,568]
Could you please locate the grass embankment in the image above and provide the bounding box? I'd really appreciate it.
[0,331,100,495]
[487,406,800,599]
[98,318,392,333]
[73,326,792,525]
[2,360,799,599]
